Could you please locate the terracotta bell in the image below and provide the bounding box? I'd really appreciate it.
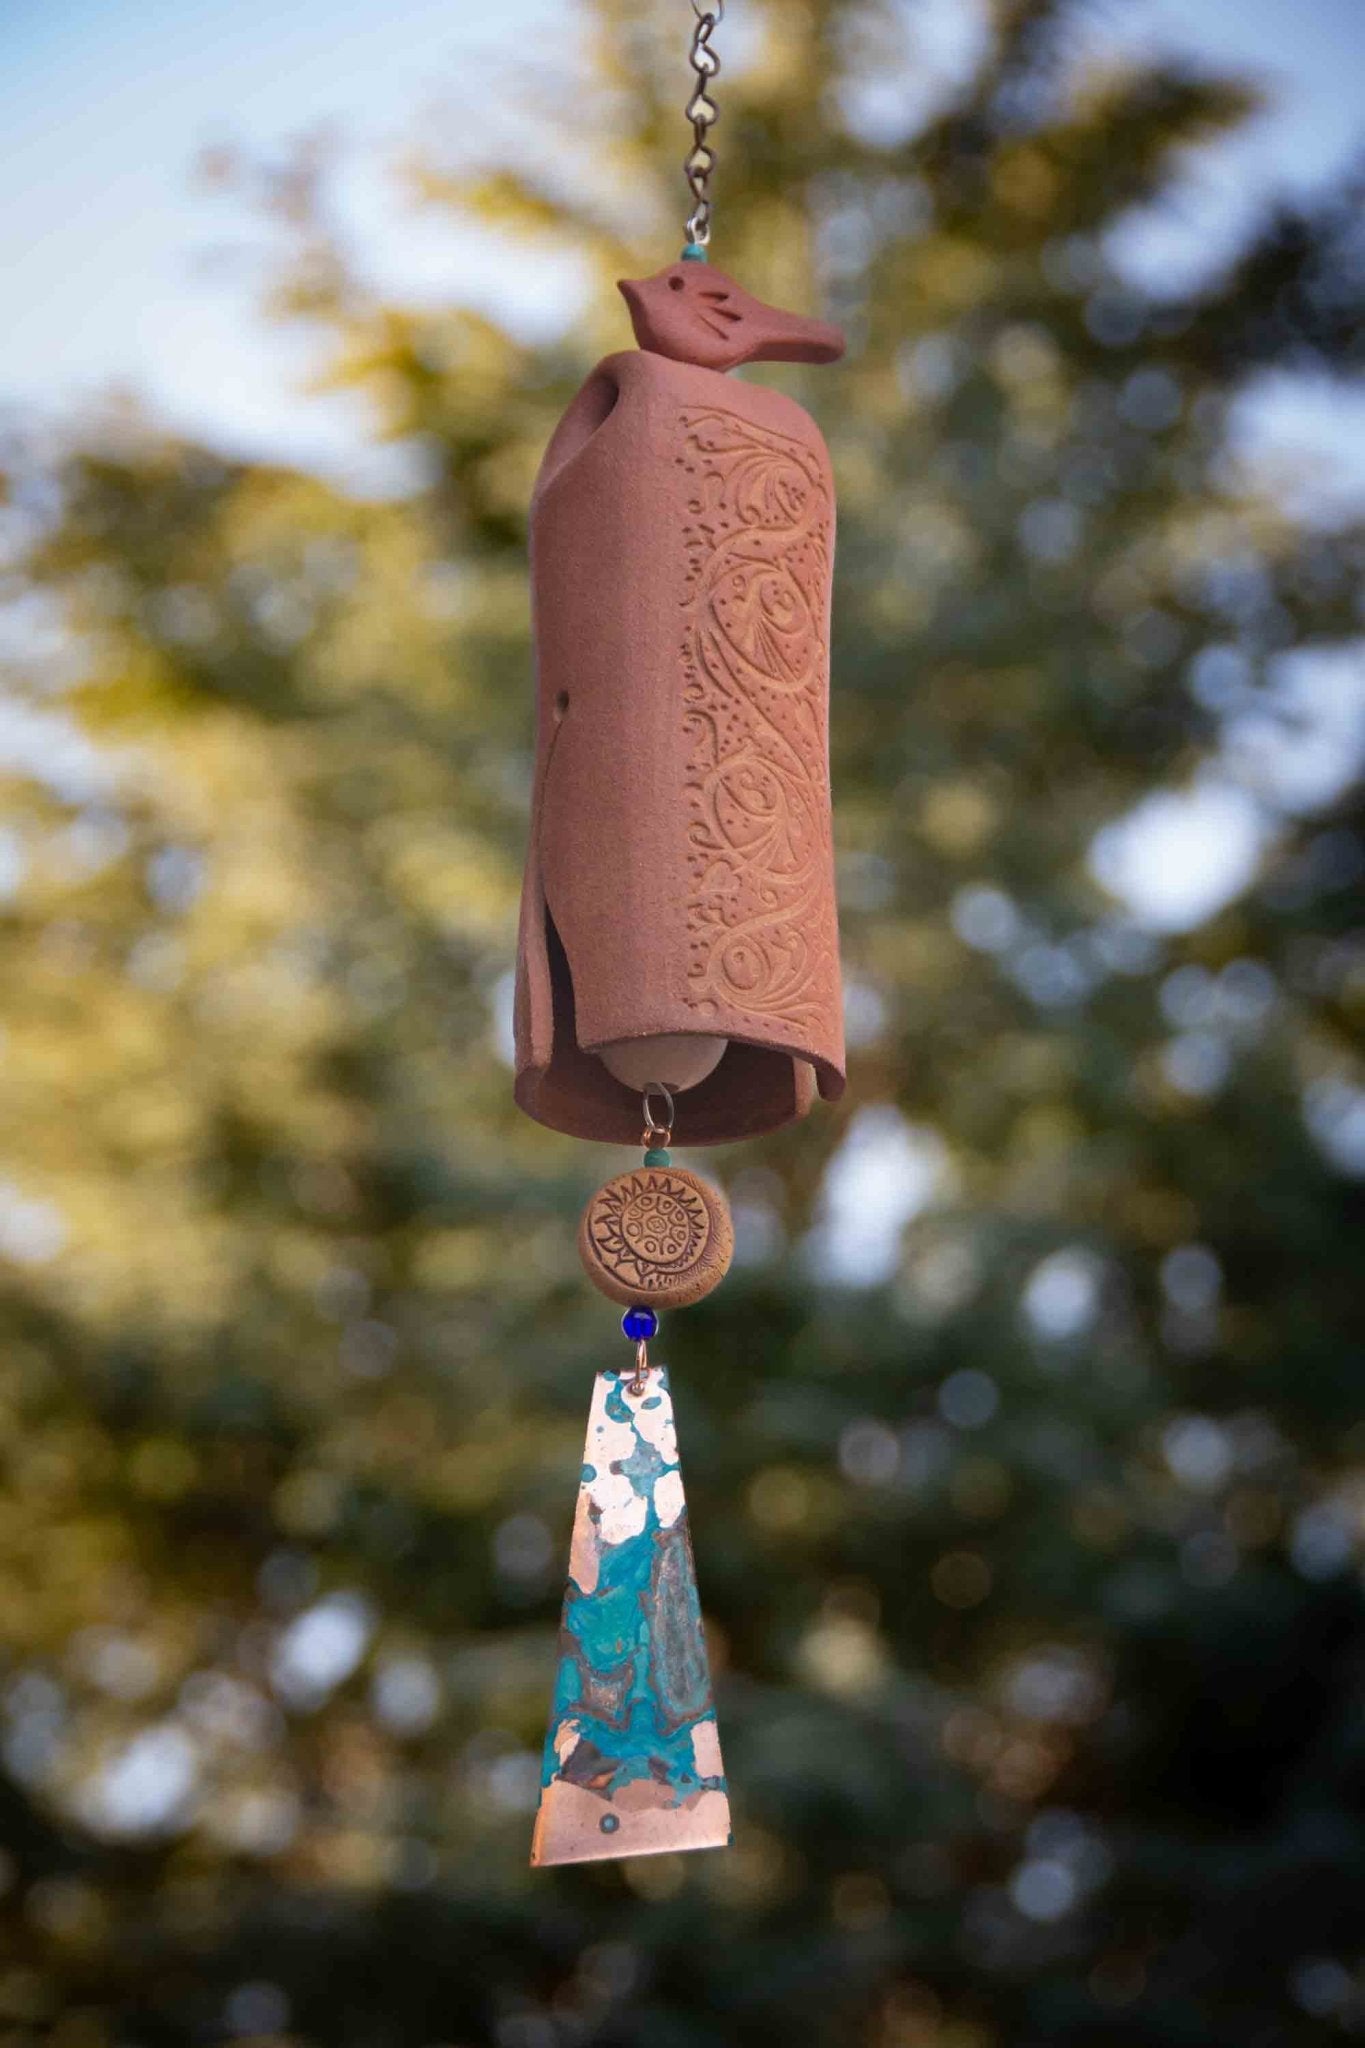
[514,261,846,1145]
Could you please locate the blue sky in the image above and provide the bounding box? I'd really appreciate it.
[2,0,569,478]
[2,0,1362,490]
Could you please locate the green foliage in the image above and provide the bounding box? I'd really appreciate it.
[1,2,1363,2042]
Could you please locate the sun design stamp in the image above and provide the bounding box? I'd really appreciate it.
[579,1167,733,1308]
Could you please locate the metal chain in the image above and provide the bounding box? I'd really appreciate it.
[684,0,723,249]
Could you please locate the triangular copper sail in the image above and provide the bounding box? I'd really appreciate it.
[531,1365,731,1866]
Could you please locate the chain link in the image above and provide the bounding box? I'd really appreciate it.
[684,0,723,248]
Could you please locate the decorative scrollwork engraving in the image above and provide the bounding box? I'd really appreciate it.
[677,406,839,1036]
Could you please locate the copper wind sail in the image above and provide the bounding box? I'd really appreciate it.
[531,1364,730,1865]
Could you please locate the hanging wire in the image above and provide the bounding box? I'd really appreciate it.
[641,1081,675,1149]
[683,0,723,252]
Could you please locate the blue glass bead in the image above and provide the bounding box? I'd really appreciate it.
[621,1306,659,1342]
[681,242,708,262]
[643,1147,672,1166]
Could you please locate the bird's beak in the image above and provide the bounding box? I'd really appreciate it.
[617,278,645,320]
[789,314,845,364]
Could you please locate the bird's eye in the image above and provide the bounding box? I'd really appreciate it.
[668,275,685,292]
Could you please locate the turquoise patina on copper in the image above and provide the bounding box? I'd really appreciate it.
[530,1365,731,1865]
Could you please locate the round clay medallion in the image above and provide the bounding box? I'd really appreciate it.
[578,1165,734,1309]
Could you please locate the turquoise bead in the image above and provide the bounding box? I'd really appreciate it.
[643,1147,672,1167]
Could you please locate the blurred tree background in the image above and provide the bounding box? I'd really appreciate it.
[1,0,1363,2042]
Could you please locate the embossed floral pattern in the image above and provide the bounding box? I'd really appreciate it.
[678,406,840,1035]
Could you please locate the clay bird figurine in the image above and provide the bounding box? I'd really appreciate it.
[618,260,844,372]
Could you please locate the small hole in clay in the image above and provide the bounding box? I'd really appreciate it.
[668,275,685,292]
[554,691,570,719]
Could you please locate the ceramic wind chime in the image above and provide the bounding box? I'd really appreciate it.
[516,0,845,1866]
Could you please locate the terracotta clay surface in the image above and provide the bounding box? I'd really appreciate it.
[618,262,844,372]
[579,1164,734,1309]
[515,261,846,1144]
